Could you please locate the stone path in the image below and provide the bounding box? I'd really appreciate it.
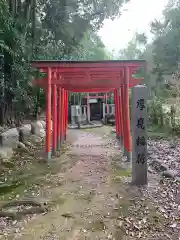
[6,128,122,239]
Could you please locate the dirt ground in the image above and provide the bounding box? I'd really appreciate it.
[0,126,180,239]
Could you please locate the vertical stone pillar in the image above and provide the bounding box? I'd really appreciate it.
[82,106,87,123]
[46,68,52,161]
[132,85,148,185]
[105,93,109,115]
[102,103,106,123]
[71,105,75,125]
[71,105,80,127]
[111,104,115,115]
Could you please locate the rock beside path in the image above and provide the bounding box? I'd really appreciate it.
[0,147,13,161]
[19,124,31,143]
[162,169,177,178]
[0,128,19,149]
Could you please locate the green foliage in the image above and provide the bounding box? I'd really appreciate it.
[63,31,110,61]
[117,41,142,60]
[151,0,180,74]
[113,0,180,136]
[146,0,180,99]
[116,33,147,60]
[0,0,126,125]
[148,99,163,125]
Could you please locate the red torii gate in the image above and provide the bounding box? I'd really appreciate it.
[32,60,146,160]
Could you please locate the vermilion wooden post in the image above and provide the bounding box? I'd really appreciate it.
[116,89,121,139]
[117,89,122,140]
[61,88,65,143]
[114,89,119,138]
[52,83,57,156]
[46,68,52,161]
[114,90,117,135]
[123,67,132,161]
[57,86,61,149]
[60,87,63,145]
[64,90,67,140]
[60,88,63,144]
[65,90,68,140]
[64,89,66,141]
[64,89,67,141]
[119,89,123,140]
[121,86,125,151]
[119,87,124,145]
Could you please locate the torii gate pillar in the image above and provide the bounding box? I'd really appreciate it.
[122,67,132,161]
[46,68,52,161]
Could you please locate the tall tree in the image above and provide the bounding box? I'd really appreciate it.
[116,33,147,60]
[151,0,180,75]
[67,31,110,60]
[0,0,127,125]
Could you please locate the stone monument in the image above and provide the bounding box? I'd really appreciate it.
[132,85,148,185]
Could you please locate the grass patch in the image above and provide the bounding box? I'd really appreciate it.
[114,168,132,177]
[76,191,96,203]
[117,197,131,217]
[111,155,132,182]
[48,197,66,208]
[111,169,131,183]
[81,126,113,136]
[0,142,70,204]
[148,125,178,140]
[87,219,106,231]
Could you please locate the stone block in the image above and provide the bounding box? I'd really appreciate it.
[0,128,19,148]
[16,141,30,154]
[31,122,42,135]
[162,170,177,178]
[29,134,42,144]
[39,128,45,138]
[19,124,32,143]
[0,147,13,161]
[40,120,46,129]
[36,120,44,129]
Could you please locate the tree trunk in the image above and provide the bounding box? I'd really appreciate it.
[0,55,5,126]
[170,105,176,131]
[34,87,40,120]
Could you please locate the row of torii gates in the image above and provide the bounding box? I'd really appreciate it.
[32,60,146,161]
